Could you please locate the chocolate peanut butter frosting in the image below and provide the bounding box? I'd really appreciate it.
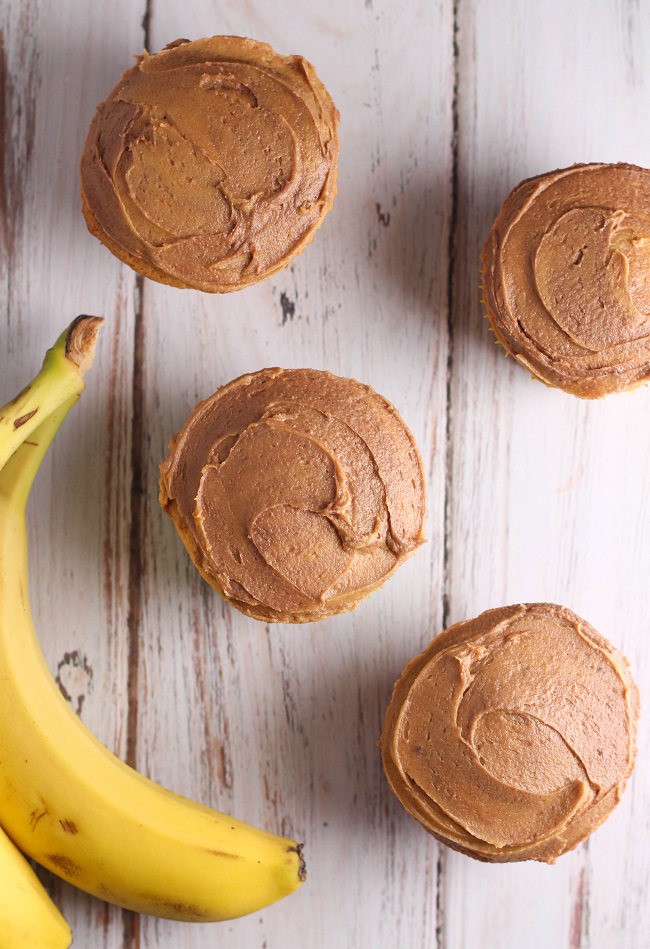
[159,368,426,623]
[81,36,339,292]
[482,163,650,397]
[381,604,639,863]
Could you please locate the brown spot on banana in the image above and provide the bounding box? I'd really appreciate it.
[29,807,48,830]
[59,819,79,834]
[13,408,38,428]
[45,854,83,879]
[147,899,209,921]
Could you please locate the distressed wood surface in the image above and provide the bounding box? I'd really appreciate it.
[0,0,648,947]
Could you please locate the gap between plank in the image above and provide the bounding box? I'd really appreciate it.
[123,12,151,948]
[122,275,146,949]
[442,1,460,647]
[439,2,460,947]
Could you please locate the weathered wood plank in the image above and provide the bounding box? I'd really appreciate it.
[446,2,650,947]
[0,0,145,945]
[134,1,453,946]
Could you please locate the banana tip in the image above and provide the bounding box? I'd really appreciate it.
[290,843,307,883]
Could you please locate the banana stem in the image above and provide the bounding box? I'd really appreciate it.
[0,399,78,511]
[0,316,103,473]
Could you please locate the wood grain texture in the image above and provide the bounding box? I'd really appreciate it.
[135,2,452,947]
[0,0,648,946]
[446,2,650,948]
[0,0,144,945]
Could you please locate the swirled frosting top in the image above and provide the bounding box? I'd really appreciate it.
[80,36,339,292]
[159,368,427,623]
[381,603,639,863]
[482,163,650,396]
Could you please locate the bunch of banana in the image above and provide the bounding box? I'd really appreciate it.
[0,317,305,945]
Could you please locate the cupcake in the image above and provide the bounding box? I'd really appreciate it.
[80,36,339,292]
[159,368,426,623]
[482,163,650,397]
[381,603,639,863]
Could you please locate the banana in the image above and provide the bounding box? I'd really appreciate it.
[0,822,71,948]
[0,317,305,924]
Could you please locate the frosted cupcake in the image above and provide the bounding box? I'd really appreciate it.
[482,163,650,397]
[381,603,639,862]
[159,368,427,622]
[81,36,339,292]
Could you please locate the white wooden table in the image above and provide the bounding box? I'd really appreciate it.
[2,0,649,946]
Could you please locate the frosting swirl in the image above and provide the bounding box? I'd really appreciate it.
[159,368,427,623]
[81,36,339,292]
[381,604,639,862]
[482,163,650,397]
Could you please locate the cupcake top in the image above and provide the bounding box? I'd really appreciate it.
[159,368,427,623]
[482,163,650,397]
[81,36,339,292]
[381,603,639,863]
